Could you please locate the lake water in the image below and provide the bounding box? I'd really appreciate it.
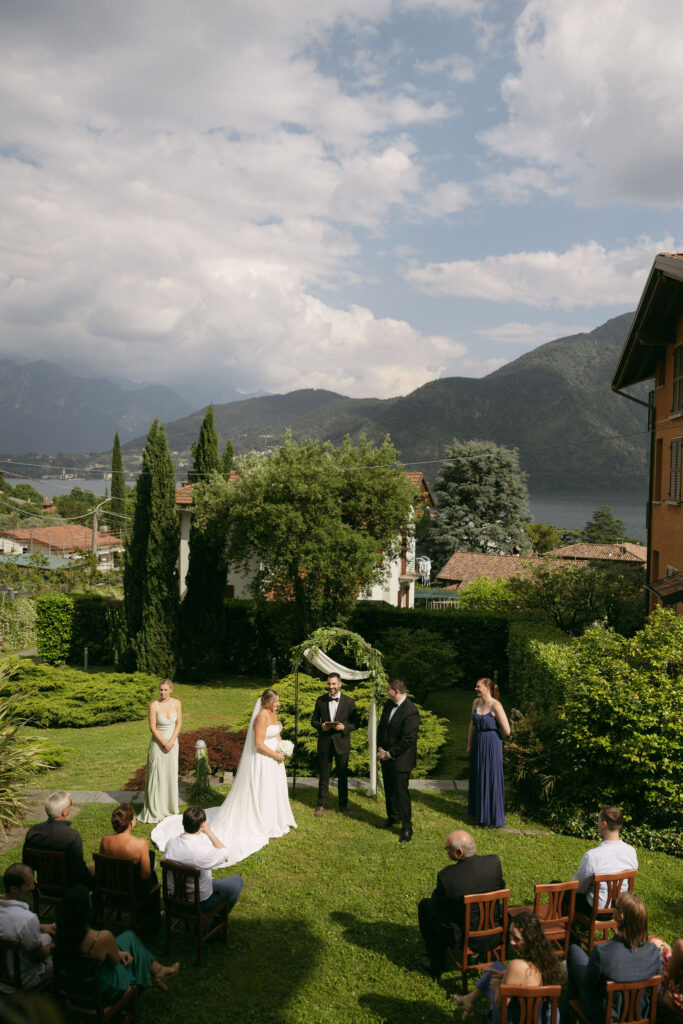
[5,477,647,542]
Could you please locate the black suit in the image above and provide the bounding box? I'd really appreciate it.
[377,696,420,829]
[311,692,359,809]
[23,818,93,889]
[418,853,505,973]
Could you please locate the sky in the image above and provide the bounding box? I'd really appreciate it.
[2,0,682,408]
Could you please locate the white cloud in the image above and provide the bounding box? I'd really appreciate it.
[402,237,676,309]
[420,179,472,216]
[482,0,683,204]
[414,53,476,83]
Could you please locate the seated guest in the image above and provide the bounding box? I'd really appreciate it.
[649,937,683,1018]
[100,803,157,890]
[454,911,561,1022]
[0,864,55,993]
[55,885,178,998]
[565,893,661,1022]
[418,829,505,979]
[22,791,94,890]
[163,806,244,914]
[571,805,638,914]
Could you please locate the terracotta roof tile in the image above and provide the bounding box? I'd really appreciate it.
[436,551,548,584]
[546,542,646,562]
[0,525,123,551]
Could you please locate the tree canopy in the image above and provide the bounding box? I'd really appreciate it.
[197,433,417,636]
[420,438,531,571]
[581,504,628,543]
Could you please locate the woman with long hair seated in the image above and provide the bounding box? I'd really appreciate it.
[100,804,157,890]
[55,886,178,999]
[454,911,561,1022]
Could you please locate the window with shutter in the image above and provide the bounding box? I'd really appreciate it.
[674,346,683,412]
[669,437,683,502]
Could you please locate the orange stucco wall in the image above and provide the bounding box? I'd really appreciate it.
[649,312,683,609]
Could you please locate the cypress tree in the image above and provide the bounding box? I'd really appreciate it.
[179,409,230,680]
[123,420,179,675]
[109,432,126,533]
[189,405,219,483]
[221,438,234,478]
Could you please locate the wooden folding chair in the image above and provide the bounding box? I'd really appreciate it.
[500,983,561,1024]
[161,858,230,966]
[569,975,660,1024]
[570,869,636,953]
[509,880,578,958]
[0,935,53,993]
[447,887,510,994]
[56,955,139,1023]
[93,853,160,933]
[23,848,68,923]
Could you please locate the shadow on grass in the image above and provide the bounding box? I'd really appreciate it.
[359,994,453,1023]
[330,911,419,969]
[411,788,471,822]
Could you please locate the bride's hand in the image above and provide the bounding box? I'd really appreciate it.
[275,752,285,762]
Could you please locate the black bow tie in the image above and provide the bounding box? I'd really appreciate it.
[329,697,339,702]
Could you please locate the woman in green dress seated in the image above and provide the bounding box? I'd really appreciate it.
[55,886,178,1001]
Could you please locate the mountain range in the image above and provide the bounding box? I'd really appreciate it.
[124,312,648,491]
[1,313,649,492]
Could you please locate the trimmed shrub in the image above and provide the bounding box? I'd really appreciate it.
[506,619,572,709]
[7,662,156,727]
[377,627,461,702]
[0,597,37,651]
[35,593,74,664]
[69,594,123,665]
[272,671,448,779]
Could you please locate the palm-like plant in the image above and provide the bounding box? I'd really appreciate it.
[0,660,48,838]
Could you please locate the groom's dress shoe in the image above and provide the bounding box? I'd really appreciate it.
[314,805,325,818]
[374,819,399,829]
[399,828,413,843]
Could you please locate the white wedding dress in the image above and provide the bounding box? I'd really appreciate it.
[150,700,297,867]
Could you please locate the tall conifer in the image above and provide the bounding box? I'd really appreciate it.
[123,420,179,674]
[110,432,126,533]
[179,408,231,680]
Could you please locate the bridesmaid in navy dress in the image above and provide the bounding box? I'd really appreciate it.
[467,677,510,827]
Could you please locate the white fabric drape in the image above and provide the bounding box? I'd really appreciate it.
[303,647,372,680]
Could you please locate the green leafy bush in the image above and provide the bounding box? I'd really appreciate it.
[377,627,461,702]
[6,662,156,727]
[35,593,74,664]
[69,594,123,665]
[0,662,51,836]
[0,597,37,651]
[506,619,572,709]
[271,671,448,779]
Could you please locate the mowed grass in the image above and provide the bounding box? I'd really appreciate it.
[2,790,681,1024]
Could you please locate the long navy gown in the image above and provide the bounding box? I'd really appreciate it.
[468,710,505,826]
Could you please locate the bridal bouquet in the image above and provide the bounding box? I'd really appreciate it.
[277,739,294,757]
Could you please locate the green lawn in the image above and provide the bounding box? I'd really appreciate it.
[2,791,680,1024]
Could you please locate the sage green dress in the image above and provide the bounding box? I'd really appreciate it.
[138,711,179,824]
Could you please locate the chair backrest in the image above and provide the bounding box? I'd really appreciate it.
[23,848,68,895]
[592,870,637,914]
[59,953,138,1021]
[604,976,660,1024]
[93,853,136,901]
[463,888,510,962]
[500,984,561,1024]
[161,859,202,909]
[0,936,22,991]
[533,880,578,925]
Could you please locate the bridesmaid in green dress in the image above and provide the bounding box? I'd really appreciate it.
[56,886,178,1000]
[138,679,182,824]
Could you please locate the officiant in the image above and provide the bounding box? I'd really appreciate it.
[311,673,359,819]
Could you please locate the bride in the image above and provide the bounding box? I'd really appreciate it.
[150,688,297,866]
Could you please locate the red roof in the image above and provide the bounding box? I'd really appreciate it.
[437,550,555,588]
[546,542,646,563]
[0,525,123,552]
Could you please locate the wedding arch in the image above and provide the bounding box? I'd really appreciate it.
[290,627,387,797]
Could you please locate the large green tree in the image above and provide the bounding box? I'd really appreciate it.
[122,420,179,674]
[53,487,98,524]
[198,434,416,636]
[581,504,628,543]
[179,408,230,680]
[421,438,531,572]
[109,432,127,533]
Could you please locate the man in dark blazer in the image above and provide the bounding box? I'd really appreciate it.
[310,673,359,818]
[418,830,505,978]
[376,678,420,843]
[22,791,94,890]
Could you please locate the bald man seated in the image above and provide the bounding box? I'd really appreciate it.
[418,829,505,979]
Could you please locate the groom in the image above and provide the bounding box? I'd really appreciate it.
[311,673,359,818]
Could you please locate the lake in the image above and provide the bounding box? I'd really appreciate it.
[6,477,647,542]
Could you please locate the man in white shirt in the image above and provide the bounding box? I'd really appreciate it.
[572,805,638,913]
[0,864,55,993]
[163,806,244,913]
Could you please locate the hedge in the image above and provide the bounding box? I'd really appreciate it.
[6,662,156,727]
[35,593,73,664]
[0,598,37,652]
[69,594,124,665]
[506,619,573,710]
